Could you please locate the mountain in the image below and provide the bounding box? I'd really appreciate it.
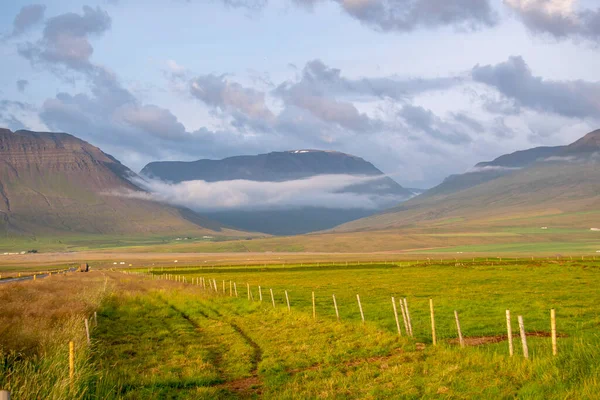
[335,129,600,232]
[0,129,245,237]
[142,149,410,195]
[141,150,412,235]
[419,145,564,199]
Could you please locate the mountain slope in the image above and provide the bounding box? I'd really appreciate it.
[420,145,564,199]
[141,150,412,235]
[335,129,600,232]
[0,129,242,237]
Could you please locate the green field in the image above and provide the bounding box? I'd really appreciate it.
[2,220,600,257]
[3,260,600,398]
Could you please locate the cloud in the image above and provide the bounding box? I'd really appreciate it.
[294,0,498,32]
[16,80,29,93]
[11,4,46,36]
[113,174,402,211]
[466,165,522,173]
[271,59,462,135]
[277,59,461,101]
[190,74,275,121]
[18,6,111,72]
[542,153,600,163]
[0,100,39,131]
[472,56,600,119]
[8,5,545,188]
[277,85,379,133]
[116,104,189,140]
[504,0,600,42]
[221,0,268,10]
[399,105,472,144]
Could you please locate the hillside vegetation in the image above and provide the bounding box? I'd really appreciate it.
[0,129,246,237]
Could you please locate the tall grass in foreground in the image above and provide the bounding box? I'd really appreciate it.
[0,272,119,399]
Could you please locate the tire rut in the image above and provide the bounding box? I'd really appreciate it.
[156,294,264,396]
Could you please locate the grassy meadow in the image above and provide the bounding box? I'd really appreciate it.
[1,222,599,257]
[2,259,600,398]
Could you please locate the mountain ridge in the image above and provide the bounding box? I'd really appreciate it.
[0,128,246,237]
[334,129,600,232]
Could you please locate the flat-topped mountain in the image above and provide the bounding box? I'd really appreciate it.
[142,149,411,197]
[141,150,412,235]
[0,129,242,237]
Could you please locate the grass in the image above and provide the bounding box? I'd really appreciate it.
[161,260,600,343]
[0,271,116,399]
[422,241,600,254]
[2,218,600,257]
[0,233,251,253]
[4,259,600,398]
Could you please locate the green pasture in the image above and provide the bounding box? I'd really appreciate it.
[94,260,600,398]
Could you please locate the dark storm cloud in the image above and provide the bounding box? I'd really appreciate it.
[10,4,46,36]
[293,0,497,32]
[504,0,600,42]
[472,56,600,119]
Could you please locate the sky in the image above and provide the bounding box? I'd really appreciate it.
[1,0,599,189]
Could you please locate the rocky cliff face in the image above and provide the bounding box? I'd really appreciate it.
[0,129,233,236]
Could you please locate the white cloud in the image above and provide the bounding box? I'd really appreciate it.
[466,165,522,173]
[111,174,404,211]
[504,0,600,41]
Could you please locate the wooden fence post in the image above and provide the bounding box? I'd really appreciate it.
[399,299,409,336]
[392,297,402,336]
[518,315,529,359]
[0,390,10,400]
[230,281,232,296]
[94,312,98,327]
[430,299,437,346]
[551,309,557,356]
[270,289,275,308]
[234,283,238,297]
[333,294,340,321]
[506,310,514,357]
[69,341,75,391]
[259,286,263,302]
[404,298,413,337]
[84,319,91,345]
[285,290,291,312]
[247,283,251,301]
[312,291,316,319]
[357,294,365,324]
[454,310,464,348]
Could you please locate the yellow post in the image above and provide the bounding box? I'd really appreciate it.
[430,299,437,346]
[551,309,557,356]
[69,341,75,391]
